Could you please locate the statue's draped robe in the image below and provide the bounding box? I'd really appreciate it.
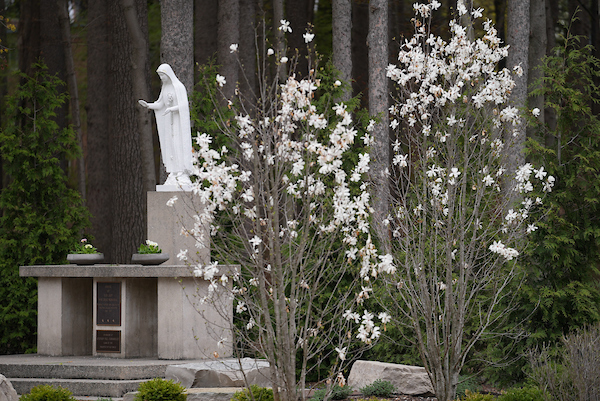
[153,64,193,176]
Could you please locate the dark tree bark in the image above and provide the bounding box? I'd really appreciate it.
[122,0,156,193]
[352,0,369,108]
[287,0,312,75]
[333,0,352,101]
[239,0,257,104]
[195,0,218,68]
[86,0,113,261]
[217,0,240,100]
[57,0,86,201]
[368,0,390,243]
[107,0,146,263]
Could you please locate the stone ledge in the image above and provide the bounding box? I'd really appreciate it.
[19,265,237,278]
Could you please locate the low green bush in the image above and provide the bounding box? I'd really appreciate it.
[231,385,274,401]
[310,385,353,401]
[459,390,495,401]
[496,386,545,401]
[134,378,186,401]
[359,379,395,397]
[20,385,76,401]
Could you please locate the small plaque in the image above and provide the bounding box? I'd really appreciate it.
[96,330,121,353]
[97,282,121,326]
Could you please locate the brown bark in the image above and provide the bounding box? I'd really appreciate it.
[333,0,352,101]
[57,0,86,201]
[107,0,146,263]
[87,0,112,261]
[121,0,156,193]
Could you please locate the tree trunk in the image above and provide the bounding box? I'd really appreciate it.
[287,0,311,76]
[528,0,546,135]
[194,0,218,68]
[217,0,240,100]
[108,0,146,263]
[368,0,390,244]
[352,0,369,108]
[56,0,87,202]
[333,0,352,101]
[239,0,257,104]
[122,0,156,193]
[161,0,194,94]
[87,0,113,261]
[506,0,529,173]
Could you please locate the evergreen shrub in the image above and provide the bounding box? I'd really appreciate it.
[359,379,395,397]
[0,62,89,354]
[134,378,186,401]
[20,385,76,401]
[231,385,274,401]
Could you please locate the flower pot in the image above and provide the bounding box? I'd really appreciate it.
[131,253,170,265]
[67,253,105,265]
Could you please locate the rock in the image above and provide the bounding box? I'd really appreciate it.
[0,375,18,401]
[165,358,271,388]
[347,360,434,396]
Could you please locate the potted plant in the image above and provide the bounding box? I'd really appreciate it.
[131,240,169,265]
[67,238,104,264]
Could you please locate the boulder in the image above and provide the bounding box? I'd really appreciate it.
[0,375,18,401]
[165,358,271,388]
[347,360,434,396]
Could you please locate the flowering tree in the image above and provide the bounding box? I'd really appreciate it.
[173,23,385,401]
[370,2,555,400]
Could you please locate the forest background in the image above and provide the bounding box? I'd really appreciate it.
[1,0,600,389]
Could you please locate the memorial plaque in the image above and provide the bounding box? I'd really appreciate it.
[96,330,121,353]
[97,282,121,326]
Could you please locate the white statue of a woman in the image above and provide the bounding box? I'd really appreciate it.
[139,64,193,191]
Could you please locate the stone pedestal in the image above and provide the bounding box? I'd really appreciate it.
[37,277,92,356]
[147,191,209,265]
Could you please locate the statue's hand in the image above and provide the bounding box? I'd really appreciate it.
[163,107,173,116]
[138,100,149,108]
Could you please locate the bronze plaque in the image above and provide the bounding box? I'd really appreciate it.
[97,282,121,326]
[96,330,121,353]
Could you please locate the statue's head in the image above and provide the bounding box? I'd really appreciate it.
[157,64,176,84]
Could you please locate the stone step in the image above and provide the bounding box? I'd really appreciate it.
[0,356,172,380]
[10,378,147,398]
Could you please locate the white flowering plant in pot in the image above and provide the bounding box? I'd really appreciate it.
[173,21,386,401]
[137,240,162,254]
[369,2,555,400]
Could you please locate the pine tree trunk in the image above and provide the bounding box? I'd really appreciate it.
[57,0,87,201]
[108,0,146,263]
[506,0,529,173]
[368,0,390,243]
[217,0,240,100]
[87,0,113,261]
[287,0,311,76]
[352,0,369,108]
[333,0,352,101]
[239,0,257,104]
[195,0,218,68]
[528,0,546,133]
[121,0,156,193]
[161,0,194,94]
